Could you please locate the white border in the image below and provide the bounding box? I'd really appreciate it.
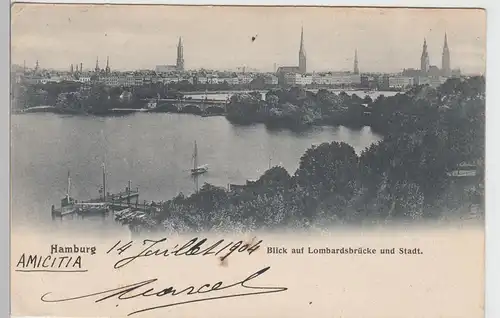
[6,0,492,6]
[3,0,11,317]
[4,1,499,318]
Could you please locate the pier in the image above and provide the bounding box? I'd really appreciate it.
[51,166,156,222]
[51,186,142,218]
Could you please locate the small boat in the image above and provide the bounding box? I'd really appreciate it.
[51,166,109,219]
[191,141,208,175]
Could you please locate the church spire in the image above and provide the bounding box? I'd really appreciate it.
[299,25,305,55]
[442,32,451,77]
[298,25,306,74]
[354,49,359,74]
[95,56,100,73]
[177,36,184,71]
[105,56,111,74]
[420,38,430,74]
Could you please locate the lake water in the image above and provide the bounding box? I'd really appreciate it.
[184,90,398,101]
[11,113,382,230]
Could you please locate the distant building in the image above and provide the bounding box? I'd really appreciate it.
[312,72,361,87]
[388,75,414,89]
[23,75,44,85]
[264,75,278,86]
[237,74,253,85]
[276,26,307,85]
[78,75,91,84]
[441,33,451,77]
[176,37,184,71]
[420,38,430,74]
[418,33,452,78]
[156,65,179,73]
[157,36,185,73]
[284,73,312,86]
[377,75,390,90]
[105,56,111,74]
[429,76,448,88]
[94,57,100,73]
[402,68,421,78]
[416,76,431,86]
[427,65,441,77]
[221,77,239,86]
[101,75,119,86]
[276,66,300,74]
[353,49,359,74]
[298,26,306,75]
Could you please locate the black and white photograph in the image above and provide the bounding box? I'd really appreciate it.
[9,5,487,318]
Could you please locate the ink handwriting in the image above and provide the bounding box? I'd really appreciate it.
[41,266,287,316]
[106,237,262,269]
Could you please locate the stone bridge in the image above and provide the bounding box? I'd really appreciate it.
[149,98,228,114]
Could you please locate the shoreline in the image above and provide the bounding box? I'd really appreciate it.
[12,110,388,136]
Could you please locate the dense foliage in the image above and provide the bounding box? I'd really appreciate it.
[12,79,269,114]
[131,77,485,233]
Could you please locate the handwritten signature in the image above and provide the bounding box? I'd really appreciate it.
[106,237,262,269]
[40,266,287,316]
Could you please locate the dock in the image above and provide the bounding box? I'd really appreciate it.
[51,187,141,219]
[50,165,151,220]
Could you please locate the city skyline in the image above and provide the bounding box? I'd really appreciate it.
[11,5,486,74]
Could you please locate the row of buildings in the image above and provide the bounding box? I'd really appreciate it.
[275,27,460,88]
[279,72,452,89]
[15,66,456,90]
[14,27,462,90]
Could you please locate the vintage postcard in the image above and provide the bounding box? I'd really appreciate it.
[10,4,486,318]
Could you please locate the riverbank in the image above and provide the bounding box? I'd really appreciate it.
[111,77,485,233]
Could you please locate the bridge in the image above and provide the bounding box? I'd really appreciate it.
[145,98,229,114]
[157,98,227,105]
[179,90,268,95]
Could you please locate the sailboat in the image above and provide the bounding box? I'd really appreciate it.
[51,165,108,219]
[52,171,78,217]
[191,141,208,175]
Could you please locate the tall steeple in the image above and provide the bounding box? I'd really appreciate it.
[95,57,100,73]
[298,25,307,74]
[420,38,430,74]
[354,49,359,74]
[105,56,111,74]
[70,64,74,74]
[441,32,451,77]
[176,37,184,71]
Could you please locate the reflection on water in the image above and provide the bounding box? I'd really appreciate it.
[184,90,398,101]
[11,113,382,230]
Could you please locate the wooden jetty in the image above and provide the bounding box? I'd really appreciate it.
[51,165,142,220]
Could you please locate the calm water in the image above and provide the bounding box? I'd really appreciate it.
[184,90,398,101]
[11,113,382,230]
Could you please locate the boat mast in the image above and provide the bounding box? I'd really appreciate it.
[193,141,198,170]
[66,170,71,202]
[102,163,106,202]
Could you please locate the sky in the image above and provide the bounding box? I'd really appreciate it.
[11,5,486,74]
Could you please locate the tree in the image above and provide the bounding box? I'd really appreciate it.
[295,142,359,215]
